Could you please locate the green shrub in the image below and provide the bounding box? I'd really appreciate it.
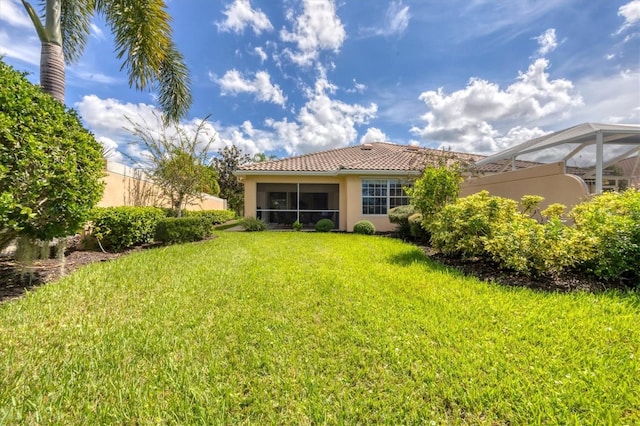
[315,218,334,232]
[292,220,302,231]
[429,191,518,258]
[183,209,236,225]
[570,189,640,282]
[353,220,375,235]
[388,205,415,239]
[0,60,105,251]
[241,216,267,232]
[91,206,166,251]
[407,164,462,225]
[408,213,430,242]
[155,217,211,244]
[483,215,594,276]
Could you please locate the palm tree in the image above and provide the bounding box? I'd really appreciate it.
[21,0,191,122]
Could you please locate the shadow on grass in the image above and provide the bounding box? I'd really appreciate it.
[386,246,465,275]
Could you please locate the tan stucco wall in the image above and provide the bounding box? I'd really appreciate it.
[242,174,406,232]
[461,162,590,209]
[99,162,227,210]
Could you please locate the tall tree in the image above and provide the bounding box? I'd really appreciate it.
[128,113,219,217]
[21,0,191,122]
[212,146,253,215]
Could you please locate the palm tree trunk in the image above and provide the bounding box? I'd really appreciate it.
[40,42,65,103]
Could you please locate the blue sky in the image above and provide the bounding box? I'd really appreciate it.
[1,0,639,163]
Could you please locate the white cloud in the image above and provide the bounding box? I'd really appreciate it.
[362,1,410,38]
[253,46,268,63]
[360,127,388,144]
[266,77,378,154]
[0,30,39,66]
[216,0,273,35]
[534,28,558,57]
[616,0,640,35]
[90,23,105,40]
[346,79,367,93]
[216,69,286,106]
[0,0,32,28]
[410,58,583,154]
[280,0,346,67]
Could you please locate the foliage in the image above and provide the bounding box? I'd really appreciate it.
[211,145,253,215]
[570,189,640,282]
[483,214,594,276]
[388,205,415,239]
[429,191,519,258]
[407,163,463,228]
[20,0,190,122]
[292,220,302,231]
[408,212,430,242]
[155,217,211,245]
[0,233,638,424]
[128,113,219,217]
[182,209,236,225]
[90,206,166,251]
[0,60,104,252]
[353,220,375,235]
[315,218,334,232]
[241,216,267,232]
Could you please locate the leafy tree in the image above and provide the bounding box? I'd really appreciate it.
[21,0,191,122]
[0,59,105,252]
[128,113,219,217]
[407,163,463,226]
[212,145,253,215]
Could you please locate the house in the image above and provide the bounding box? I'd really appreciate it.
[235,142,482,232]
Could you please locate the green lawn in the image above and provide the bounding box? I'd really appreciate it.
[1,232,638,424]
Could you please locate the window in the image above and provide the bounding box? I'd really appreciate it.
[362,179,411,215]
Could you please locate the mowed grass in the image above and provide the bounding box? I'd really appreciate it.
[0,233,638,424]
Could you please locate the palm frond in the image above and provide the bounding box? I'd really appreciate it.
[60,0,95,64]
[157,43,192,124]
[98,0,171,91]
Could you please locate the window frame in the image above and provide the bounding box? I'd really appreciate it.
[361,178,412,216]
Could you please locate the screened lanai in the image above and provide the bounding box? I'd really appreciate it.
[474,123,640,193]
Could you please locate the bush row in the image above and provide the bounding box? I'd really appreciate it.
[89,207,236,251]
[423,189,639,283]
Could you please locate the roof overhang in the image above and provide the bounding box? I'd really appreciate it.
[234,169,421,177]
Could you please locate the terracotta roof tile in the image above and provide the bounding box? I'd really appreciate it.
[237,142,485,174]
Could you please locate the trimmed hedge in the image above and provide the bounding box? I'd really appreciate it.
[353,220,375,235]
[90,206,165,251]
[315,218,334,232]
[182,209,236,225]
[155,217,211,244]
[388,205,415,239]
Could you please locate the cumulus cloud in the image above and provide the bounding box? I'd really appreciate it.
[216,0,273,35]
[215,69,286,105]
[616,0,640,35]
[410,58,583,154]
[266,78,378,154]
[280,0,346,67]
[534,28,558,57]
[360,127,388,144]
[346,79,367,93]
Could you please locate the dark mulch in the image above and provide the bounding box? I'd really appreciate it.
[421,248,631,293]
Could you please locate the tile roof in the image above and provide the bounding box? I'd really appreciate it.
[237,142,485,174]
